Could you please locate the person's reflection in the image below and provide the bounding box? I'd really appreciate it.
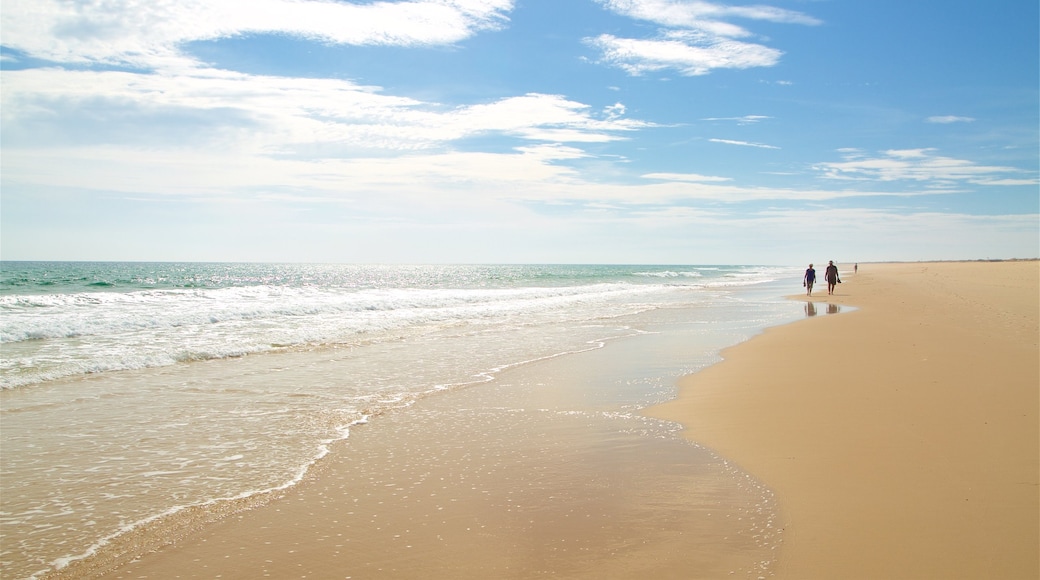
[806,302,845,317]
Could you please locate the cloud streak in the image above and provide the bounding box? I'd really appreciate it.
[815,148,1035,186]
[709,138,779,149]
[588,0,820,76]
[927,115,975,124]
[587,33,783,76]
[597,0,821,34]
[1,0,514,68]
[1,67,648,154]
[702,115,771,124]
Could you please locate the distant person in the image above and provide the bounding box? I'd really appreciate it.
[854,263,858,274]
[803,263,816,296]
[825,260,841,295]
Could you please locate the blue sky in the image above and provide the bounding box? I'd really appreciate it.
[2,0,1037,264]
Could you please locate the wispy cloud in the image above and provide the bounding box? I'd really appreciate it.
[815,148,1035,185]
[1,0,515,68]
[1,66,648,155]
[3,139,968,210]
[0,0,669,225]
[585,34,781,76]
[588,0,820,76]
[596,0,821,33]
[1,1,654,163]
[641,172,732,182]
[926,115,976,124]
[701,115,771,124]
[709,138,779,149]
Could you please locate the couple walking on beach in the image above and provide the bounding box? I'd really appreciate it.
[803,261,841,296]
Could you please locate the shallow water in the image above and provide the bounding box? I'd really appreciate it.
[1,263,803,578]
[69,297,793,579]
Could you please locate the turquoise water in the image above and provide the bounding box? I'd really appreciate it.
[1,262,804,578]
[1,262,793,389]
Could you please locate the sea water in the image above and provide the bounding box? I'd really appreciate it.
[1,263,808,578]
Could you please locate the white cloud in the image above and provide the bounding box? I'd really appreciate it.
[604,102,627,120]
[455,93,649,142]
[968,178,1039,186]
[589,0,819,76]
[927,115,975,124]
[709,138,779,149]
[815,148,1035,185]
[642,172,731,182]
[597,0,821,33]
[0,0,662,219]
[0,68,646,153]
[3,138,968,212]
[587,34,782,76]
[701,115,771,124]
[1,0,514,68]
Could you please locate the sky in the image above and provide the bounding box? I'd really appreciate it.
[1,0,1037,265]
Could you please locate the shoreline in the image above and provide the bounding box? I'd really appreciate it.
[646,261,1040,578]
[41,261,1037,579]
[56,294,798,579]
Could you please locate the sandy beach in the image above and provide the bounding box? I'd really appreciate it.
[43,261,1038,579]
[56,290,792,580]
[649,261,1039,579]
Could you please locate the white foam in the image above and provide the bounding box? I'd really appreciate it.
[1,281,696,389]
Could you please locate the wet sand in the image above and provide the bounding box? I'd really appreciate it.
[66,307,787,579]
[648,261,1040,579]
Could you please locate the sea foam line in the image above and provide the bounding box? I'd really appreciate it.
[35,414,368,579]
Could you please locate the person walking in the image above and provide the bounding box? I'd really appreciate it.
[825,260,841,295]
[803,263,816,296]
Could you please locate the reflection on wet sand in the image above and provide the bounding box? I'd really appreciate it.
[805,302,843,317]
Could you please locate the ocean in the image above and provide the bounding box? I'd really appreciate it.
[1,262,813,578]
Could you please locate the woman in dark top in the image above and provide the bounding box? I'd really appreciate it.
[803,264,816,296]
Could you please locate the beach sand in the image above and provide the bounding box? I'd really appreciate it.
[53,261,1038,579]
[648,261,1039,579]
[67,307,785,579]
